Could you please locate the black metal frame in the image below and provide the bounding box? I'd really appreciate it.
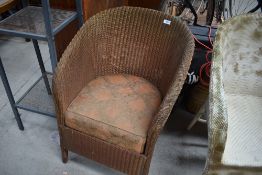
[249,1,262,13]
[0,58,24,130]
[184,0,198,25]
[0,0,83,130]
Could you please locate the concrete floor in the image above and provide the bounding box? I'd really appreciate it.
[0,36,208,175]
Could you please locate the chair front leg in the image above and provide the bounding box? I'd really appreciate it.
[61,146,68,163]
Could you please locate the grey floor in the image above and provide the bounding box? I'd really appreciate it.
[0,36,208,175]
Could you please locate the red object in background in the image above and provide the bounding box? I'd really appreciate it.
[50,0,75,10]
[83,0,161,20]
[82,0,127,20]
[199,51,211,87]
[128,0,160,9]
[48,0,162,60]
[193,27,213,87]
[29,0,161,21]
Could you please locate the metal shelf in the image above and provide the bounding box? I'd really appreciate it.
[15,74,55,118]
[0,6,77,41]
[0,0,83,130]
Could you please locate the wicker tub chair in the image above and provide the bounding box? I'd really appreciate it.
[204,14,262,175]
[0,0,17,14]
[53,7,194,175]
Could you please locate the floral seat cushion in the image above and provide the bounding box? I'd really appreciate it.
[65,74,161,153]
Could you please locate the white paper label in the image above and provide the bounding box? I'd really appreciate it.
[163,19,171,25]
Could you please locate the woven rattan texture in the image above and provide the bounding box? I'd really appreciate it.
[62,127,147,174]
[204,13,262,175]
[53,6,194,175]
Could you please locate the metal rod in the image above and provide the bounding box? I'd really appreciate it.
[0,29,47,41]
[16,105,56,118]
[249,1,262,13]
[75,0,84,28]
[46,72,53,75]
[0,57,24,130]
[41,0,58,72]
[15,76,43,104]
[32,39,52,95]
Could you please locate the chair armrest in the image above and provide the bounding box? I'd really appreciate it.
[145,36,195,156]
[53,28,95,126]
[204,43,228,171]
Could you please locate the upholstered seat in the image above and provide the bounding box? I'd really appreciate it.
[65,74,161,153]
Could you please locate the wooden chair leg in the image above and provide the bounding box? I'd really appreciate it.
[61,147,68,163]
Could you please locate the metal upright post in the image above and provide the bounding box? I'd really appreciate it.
[21,0,28,8]
[32,39,52,95]
[75,0,84,28]
[0,57,24,130]
[41,0,57,72]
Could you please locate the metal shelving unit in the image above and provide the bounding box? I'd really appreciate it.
[0,0,83,130]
